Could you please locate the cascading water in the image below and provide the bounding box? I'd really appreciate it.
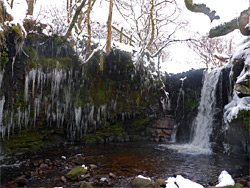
[189,68,223,153]
[168,68,223,154]
[174,77,186,117]
[171,77,186,142]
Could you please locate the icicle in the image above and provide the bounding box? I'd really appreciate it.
[24,73,29,102]
[0,70,4,90]
[75,107,82,127]
[0,96,5,138]
[88,105,94,123]
[17,107,21,130]
[29,69,37,97]
[24,107,29,129]
[12,57,15,77]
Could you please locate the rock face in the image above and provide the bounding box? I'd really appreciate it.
[0,31,164,146]
[146,118,174,141]
[239,8,250,36]
[224,38,250,154]
[165,69,205,143]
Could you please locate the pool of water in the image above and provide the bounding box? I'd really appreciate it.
[0,142,249,186]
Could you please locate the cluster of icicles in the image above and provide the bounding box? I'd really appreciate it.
[0,67,117,141]
[0,62,161,140]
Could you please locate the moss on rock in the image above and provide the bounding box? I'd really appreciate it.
[1,126,64,154]
[66,166,87,178]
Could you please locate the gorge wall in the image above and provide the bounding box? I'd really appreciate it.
[0,25,249,155]
[1,30,171,153]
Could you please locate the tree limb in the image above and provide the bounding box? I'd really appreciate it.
[63,0,87,41]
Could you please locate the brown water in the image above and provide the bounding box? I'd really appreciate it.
[0,142,249,186]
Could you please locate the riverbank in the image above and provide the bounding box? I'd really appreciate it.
[1,142,249,187]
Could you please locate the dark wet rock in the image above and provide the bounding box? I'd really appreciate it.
[80,181,93,188]
[94,174,109,180]
[38,159,44,164]
[14,175,29,186]
[60,175,67,183]
[89,164,97,169]
[39,163,48,169]
[32,160,39,167]
[131,177,154,188]
[45,159,50,164]
[81,173,91,180]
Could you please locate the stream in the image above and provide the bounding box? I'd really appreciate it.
[0,142,249,187]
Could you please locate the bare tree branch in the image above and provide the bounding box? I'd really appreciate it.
[64,0,87,41]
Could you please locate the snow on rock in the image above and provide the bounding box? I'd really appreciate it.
[165,175,204,188]
[215,170,235,187]
[223,37,250,124]
[81,164,88,170]
[224,95,250,123]
[136,175,151,181]
[245,16,250,30]
[0,0,28,37]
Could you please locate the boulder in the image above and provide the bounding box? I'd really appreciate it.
[131,177,154,188]
[239,8,250,36]
[66,166,87,178]
[80,181,93,188]
[235,83,250,97]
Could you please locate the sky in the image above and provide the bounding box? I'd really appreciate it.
[3,0,250,73]
[162,0,249,73]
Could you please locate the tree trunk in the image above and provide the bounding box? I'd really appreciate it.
[67,0,70,23]
[106,0,113,55]
[147,0,155,52]
[26,0,35,15]
[86,0,92,58]
[64,0,87,41]
[10,0,14,8]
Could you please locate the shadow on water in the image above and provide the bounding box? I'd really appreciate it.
[0,142,249,185]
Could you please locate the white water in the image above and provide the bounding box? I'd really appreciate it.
[175,77,186,117]
[168,68,223,154]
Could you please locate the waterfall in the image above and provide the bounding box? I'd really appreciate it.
[190,67,223,153]
[174,77,186,117]
[168,68,223,154]
[171,77,186,142]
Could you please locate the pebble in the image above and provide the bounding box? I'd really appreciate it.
[39,163,48,169]
[109,172,116,178]
[89,164,97,169]
[60,176,67,183]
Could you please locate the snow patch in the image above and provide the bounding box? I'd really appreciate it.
[215,170,235,187]
[136,175,151,181]
[223,37,250,124]
[165,175,204,188]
